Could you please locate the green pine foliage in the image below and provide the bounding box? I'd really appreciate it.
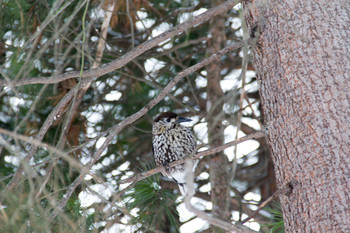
[263,202,285,233]
[0,182,94,232]
[125,174,180,233]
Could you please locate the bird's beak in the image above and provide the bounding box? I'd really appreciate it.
[176,117,192,123]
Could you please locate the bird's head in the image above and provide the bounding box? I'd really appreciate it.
[152,112,192,134]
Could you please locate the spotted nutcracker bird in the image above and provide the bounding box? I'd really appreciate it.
[152,112,196,195]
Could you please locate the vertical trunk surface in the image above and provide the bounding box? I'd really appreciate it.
[206,0,231,231]
[243,0,350,232]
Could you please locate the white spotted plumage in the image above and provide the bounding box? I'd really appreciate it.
[152,112,196,195]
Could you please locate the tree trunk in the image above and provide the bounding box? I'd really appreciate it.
[243,0,350,232]
[206,0,231,230]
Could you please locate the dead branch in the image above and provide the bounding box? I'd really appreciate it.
[240,187,292,224]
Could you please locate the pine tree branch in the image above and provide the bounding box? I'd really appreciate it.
[120,132,266,184]
[0,128,85,172]
[0,0,239,87]
[240,187,292,224]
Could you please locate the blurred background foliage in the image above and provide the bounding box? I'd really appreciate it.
[0,0,281,232]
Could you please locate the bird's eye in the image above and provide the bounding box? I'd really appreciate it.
[166,118,171,122]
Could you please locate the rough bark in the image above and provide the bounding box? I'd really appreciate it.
[206,0,231,230]
[243,0,350,232]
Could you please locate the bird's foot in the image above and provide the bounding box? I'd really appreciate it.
[162,162,170,172]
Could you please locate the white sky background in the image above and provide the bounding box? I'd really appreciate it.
[2,3,263,233]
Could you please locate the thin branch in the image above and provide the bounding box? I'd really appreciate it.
[232,12,250,222]
[240,187,292,224]
[126,0,135,48]
[0,0,239,87]
[0,128,84,172]
[232,11,250,180]
[120,132,265,184]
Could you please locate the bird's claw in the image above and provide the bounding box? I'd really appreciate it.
[162,162,170,172]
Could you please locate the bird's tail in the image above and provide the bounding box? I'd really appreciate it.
[170,170,193,196]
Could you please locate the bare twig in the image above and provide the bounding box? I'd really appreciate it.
[232,12,250,222]
[0,0,239,87]
[0,128,84,172]
[240,187,292,224]
[231,10,250,182]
